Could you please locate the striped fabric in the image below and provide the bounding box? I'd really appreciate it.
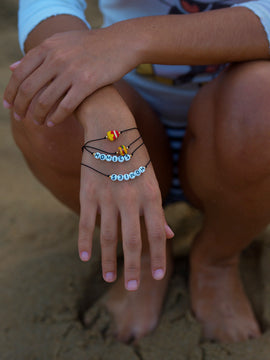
[163,123,187,205]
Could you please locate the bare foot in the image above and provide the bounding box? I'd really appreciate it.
[85,253,173,342]
[190,256,261,343]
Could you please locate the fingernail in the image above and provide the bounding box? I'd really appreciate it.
[47,120,54,127]
[80,251,89,261]
[165,223,175,238]
[153,268,165,280]
[105,272,115,282]
[3,100,11,109]
[13,112,21,121]
[10,60,21,69]
[127,280,138,291]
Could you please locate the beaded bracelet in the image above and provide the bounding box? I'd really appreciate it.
[81,159,151,181]
[85,127,138,145]
[81,127,150,181]
[82,135,143,162]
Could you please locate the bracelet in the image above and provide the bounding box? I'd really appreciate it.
[81,127,150,181]
[81,159,151,181]
[84,127,138,145]
[82,135,143,162]
[83,139,144,163]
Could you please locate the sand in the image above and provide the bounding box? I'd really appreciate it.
[1,1,270,359]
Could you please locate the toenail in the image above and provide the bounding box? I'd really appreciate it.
[127,280,138,291]
[153,269,164,280]
[105,272,115,282]
[80,251,89,261]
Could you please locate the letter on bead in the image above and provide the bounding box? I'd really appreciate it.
[110,174,117,181]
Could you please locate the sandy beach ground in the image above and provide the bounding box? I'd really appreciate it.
[1,1,270,359]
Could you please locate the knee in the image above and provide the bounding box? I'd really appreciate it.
[11,114,83,173]
[217,61,270,184]
[190,61,270,188]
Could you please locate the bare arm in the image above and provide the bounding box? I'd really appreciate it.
[24,14,88,51]
[121,7,269,65]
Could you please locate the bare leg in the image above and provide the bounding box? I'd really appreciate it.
[12,80,173,342]
[180,61,270,342]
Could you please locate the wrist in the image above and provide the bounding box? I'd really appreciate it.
[76,85,136,135]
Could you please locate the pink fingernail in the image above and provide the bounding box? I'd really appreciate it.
[127,280,138,291]
[105,272,115,282]
[47,120,54,127]
[80,251,89,261]
[153,269,164,280]
[3,100,11,109]
[165,223,175,238]
[13,112,21,121]
[10,60,21,69]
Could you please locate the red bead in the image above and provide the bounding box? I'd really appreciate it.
[107,130,120,141]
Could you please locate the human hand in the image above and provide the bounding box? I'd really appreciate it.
[76,89,174,290]
[3,26,141,127]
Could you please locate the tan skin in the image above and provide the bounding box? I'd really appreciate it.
[4,7,270,342]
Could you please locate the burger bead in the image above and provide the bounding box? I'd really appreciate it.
[118,145,128,155]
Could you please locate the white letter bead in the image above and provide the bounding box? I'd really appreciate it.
[110,174,117,181]
[112,155,118,162]
[118,156,124,163]
[106,155,112,161]
[124,154,131,161]
[123,174,130,180]
[94,152,100,159]
[135,169,141,176]
[117,174,124,181]
[129,172,135,179]
[139,166,146,173]
[100,154,106,161]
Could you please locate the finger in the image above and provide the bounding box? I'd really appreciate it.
[10,60,22,71]
[13,65,55,119]
[121,205,142,291]
[25,85,52,125]
[100,203,118,283]
[45,85,90,127]
[27,76,71,125]
[144,204,167,281]
[163,211,175,238]
[78,196,97,262]
[4,50,44,106]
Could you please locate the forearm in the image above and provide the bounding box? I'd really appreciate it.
[116,7,270,66]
